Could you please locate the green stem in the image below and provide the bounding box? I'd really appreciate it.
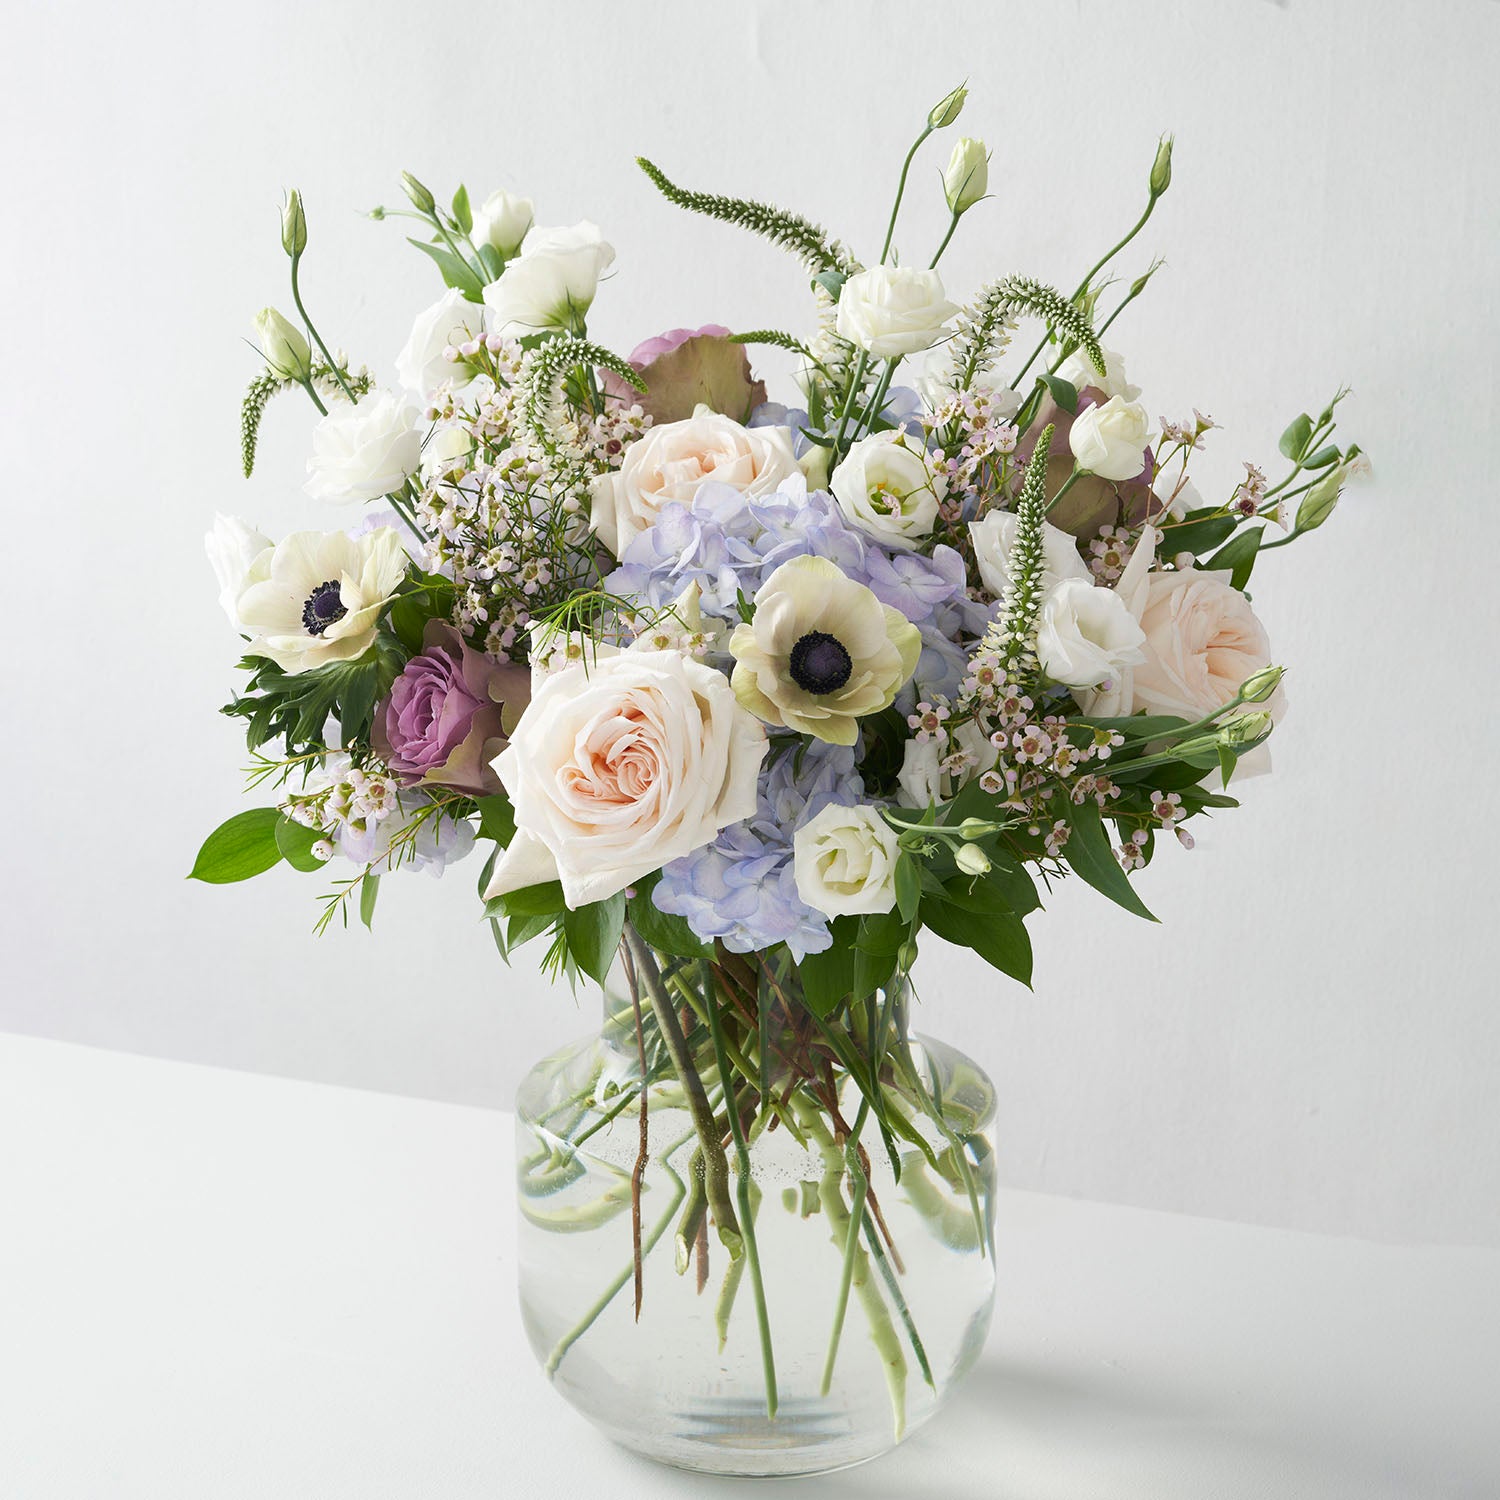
[820,1097,871,1395]
[703,963,778,1420]
[881,125,935,264]
[289,255,357,404]
[929,210,961,269]
[832,350,872,453]
[1070,196,1157,304]
[624,932,741,1256]
[1043,466,1084,516]
[295,375,329,416]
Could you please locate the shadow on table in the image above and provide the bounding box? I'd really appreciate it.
[607,1355,1429,1499]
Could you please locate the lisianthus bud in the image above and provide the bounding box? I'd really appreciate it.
[955,843,991,876]
[281,190,307,257]
[957,817,998,839]
[928,84,967,129]
[943,137,989,214]
[254,307,312,381]
[1219,711,1273,747]
[1239,664,1284,703]
[1149,135,1174,198]
[401,171,436,214]
[1296,469,1343,532]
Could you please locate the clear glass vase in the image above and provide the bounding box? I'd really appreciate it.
[514,931,997,1477]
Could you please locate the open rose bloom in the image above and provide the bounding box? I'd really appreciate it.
[197,97,1362,1476]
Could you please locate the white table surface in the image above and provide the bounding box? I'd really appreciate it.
[2,1034,1495,1499]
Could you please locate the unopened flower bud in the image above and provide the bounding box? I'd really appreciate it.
[928,84,967,129]
[1219,711,1273,748]
[401,171,436,214]
[1239,664,1284,703]
[281,190,307,257]
[943,137,989,214]
[367,205,387,221]
[254,307,312,381]
[1149,135,1174,199]
[1296,469,1343,533]
[955,842,991,876]
[957,817,998,839]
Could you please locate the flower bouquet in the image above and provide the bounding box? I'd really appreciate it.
[196,84,1362,1476]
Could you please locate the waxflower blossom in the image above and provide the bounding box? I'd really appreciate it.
[729,555,921,745]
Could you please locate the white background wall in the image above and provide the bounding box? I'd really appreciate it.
[4,0,1496,1247]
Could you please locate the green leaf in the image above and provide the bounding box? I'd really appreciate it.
[1078,713,1195,739]
[1301,443,1339,469]
[854,907,908,957]
[389,593,430,655]
[492,880,566,918]
[894,854,921,923]
[473,793,516,847]
[476,243,504,282]
[406,236,484,301]
[852,941,898,1005]
[563,892,627,985]
[1279,412,1312,461]
[451,184,472,235]
[1206,526,1263,590]
[274,816,324,874]
[627,881,711,959]
[360,874,380,929]
[921,899,1033,986]
[1043,373,1079,413]
[508,911,557,949]
[798,917,860,1017]
[1161,513,1237,557]
[1218,743,1237,789]
[188,809,283,884]
[1062,797,1158,921]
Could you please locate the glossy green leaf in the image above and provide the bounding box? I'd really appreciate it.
[451,184,472,234]
[359,873,380,929]
[921,899,1033,986]
[405,236,484,301]
[563,892,627,985]
[474,794,516,847]
[627,883,711,959]
[1278,412,1312,461]
[188,809,283,884]
[1062,797,1158,922]
[274,816,324,874]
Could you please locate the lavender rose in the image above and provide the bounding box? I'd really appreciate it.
[600,325,767,425]
[373,621,530,797]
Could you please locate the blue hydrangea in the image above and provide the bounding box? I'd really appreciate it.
[653,740,863,960]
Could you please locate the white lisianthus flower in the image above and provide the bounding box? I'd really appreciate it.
[235,527,408,673]
[305,391,423,505]
[969,509,1089,600]
[589,408,799,555]
[253,308,311,382]
[829,429,946,551]
[793,803,901,918]
[205,514,272,629]
[482,650,767,909]
[1035,578,1147,691]
[482,220,615,336]
[835,265,959,359]
[1068,395,1153,482]
[729,555,920,746]
[472,190,534,258]
[396,288,487,398]
[943,137,989,215]
[1054,344,1140,401]
[419,423,475,481]
[896,720,996,808]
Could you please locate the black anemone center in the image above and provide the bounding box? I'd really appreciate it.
[301,580,347,636]
[788,631,853,695]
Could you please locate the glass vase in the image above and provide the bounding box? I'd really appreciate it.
[514,929,997,1477]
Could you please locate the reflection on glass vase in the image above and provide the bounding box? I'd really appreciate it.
[515,929,997,1478]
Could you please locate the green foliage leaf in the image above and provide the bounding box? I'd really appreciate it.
[451,184,472,235]
[1062,798,1158,921]
[406,236,484,301]
[360,874,380,929]
[476,243,504,282]
[1160,511,1238,558]
[508,911,557,949]
[798,917,860,1017]
[1206,525,1263,590]
[563,892,627,985]
[1043,373,1079,413]
[627,879,711,959]
[473,793,516,847]
[920,898,1033,986]
[489,880,566,919]
[274,816,324,874]
[894,854,921,923]
[188,808,283,884]
[1279,413,1313,461]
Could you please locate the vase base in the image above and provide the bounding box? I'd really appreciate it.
[584,1394,931,1478]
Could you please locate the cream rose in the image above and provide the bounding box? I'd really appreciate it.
[482,650,767,909]
[969,509,1089,599]
[590,409,799,556]
[305,391,423,505]
[793,803,901,918]
[829,429,946,551]
[482,220,614,336]
[1068,395,1152,482]
[835,265,959,359]
[1035,579,1147,692]
[395,288,487,398]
